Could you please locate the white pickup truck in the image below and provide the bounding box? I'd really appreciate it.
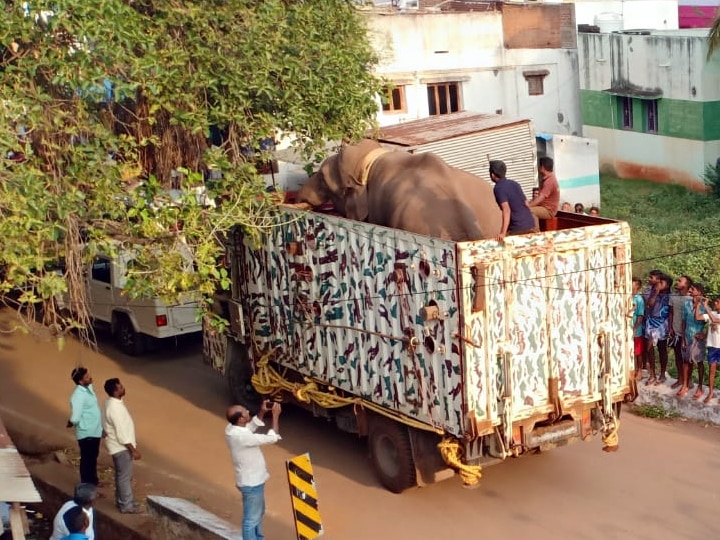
[64,250,202,355]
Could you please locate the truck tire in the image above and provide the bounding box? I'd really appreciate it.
[114,313,146,356]
[368,417,417,493]
[225,341,262,410]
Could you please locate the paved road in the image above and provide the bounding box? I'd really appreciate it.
[1,310,720,540]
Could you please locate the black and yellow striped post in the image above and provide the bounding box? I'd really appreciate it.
[286,452,324,539]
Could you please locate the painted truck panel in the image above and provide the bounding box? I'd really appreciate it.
[232,208,632,438]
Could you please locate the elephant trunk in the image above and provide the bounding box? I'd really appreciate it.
[296,172,329,207]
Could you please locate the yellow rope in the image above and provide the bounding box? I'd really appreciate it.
[251,351,485,482]
[601,418,620,452]
[250,351,444,433]
[437,437,483,487]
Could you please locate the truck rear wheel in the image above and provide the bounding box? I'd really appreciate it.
[225,341,262,410]
[114,313,146,356]
[368,416,417,493]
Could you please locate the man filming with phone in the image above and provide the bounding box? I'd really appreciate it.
[225,399,282,540]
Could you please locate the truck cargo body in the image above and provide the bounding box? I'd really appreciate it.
[216,209,632,490]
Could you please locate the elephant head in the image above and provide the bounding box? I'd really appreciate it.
[296,139,383,221]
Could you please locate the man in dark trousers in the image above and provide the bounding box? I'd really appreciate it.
[66,367,103,486]
[489,160,538,241]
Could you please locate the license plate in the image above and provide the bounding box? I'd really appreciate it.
[524,420,580,448]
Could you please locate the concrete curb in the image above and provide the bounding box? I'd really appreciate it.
[147,496,241,540]
[633,377,720,425]
[28,462,151,540]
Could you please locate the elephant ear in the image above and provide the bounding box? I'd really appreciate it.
[344,186,368,222]
[335,140,380,221]
[339,139,382,186]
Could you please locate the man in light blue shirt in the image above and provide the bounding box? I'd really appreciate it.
[66,367,103,485]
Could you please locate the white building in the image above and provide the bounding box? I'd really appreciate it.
[579,29,720,187]
[572,0,678,30]
[364,2,583,136]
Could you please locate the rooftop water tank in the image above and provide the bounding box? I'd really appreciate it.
[594,12,624,33]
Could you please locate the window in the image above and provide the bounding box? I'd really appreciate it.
[523,70,549,96]
[645,100,658,133]
[427,82,461,116]
[381,85,406,114]
[620,97,633,129]
[91,258,112,284]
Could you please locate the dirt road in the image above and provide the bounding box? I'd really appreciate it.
[1,309,720,540]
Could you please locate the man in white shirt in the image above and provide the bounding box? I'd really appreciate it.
[49,483,97,540]
[225,399,282,540]
[102,378,142,514]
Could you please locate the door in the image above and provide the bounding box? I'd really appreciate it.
[87,257,114,323]
[459,230,616,434]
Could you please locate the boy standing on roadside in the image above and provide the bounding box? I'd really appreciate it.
[644,274,671,385]
[677,283,707,398]
[668,276,693,389]
[701,296,720,403]
[631,277,645,380]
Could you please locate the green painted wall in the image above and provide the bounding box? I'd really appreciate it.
[580,90,615,129]
[705,101,720,140]
[581,90,720,141]
[660,99,704,139]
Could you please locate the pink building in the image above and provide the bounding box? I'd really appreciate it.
[679,0,719,28]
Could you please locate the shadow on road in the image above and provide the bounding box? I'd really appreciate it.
[91,328,382,487]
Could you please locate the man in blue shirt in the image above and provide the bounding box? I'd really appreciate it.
[66,367,103,486]
[60,505,90,540]
[631,277,646,380]
[489,160,538,241]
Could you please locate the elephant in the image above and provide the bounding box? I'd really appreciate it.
[294,139,502,242]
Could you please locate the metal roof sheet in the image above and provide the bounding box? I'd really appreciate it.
[374,111,531,147]
[0,416,42,503]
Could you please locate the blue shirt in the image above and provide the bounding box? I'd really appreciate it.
[493,178,536,232]
[60,534,89,540]
[683,300,706,342]
[644,292,670,339]
[632,293,645,338]
[69,384,103,440]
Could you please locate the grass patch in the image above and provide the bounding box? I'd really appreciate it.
[631,403,680,419]
[601,175,720,293]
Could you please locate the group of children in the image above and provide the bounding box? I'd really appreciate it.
[631,271,720,403]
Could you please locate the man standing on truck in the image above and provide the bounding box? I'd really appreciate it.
[66,367,103,486]
[225,399,282,540]
[489,160,537,241]
[527,157,560,224]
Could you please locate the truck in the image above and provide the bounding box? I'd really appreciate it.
[60,249,202,356]
[203,208,635,492]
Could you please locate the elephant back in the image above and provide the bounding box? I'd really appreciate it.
[367,151,502,241]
